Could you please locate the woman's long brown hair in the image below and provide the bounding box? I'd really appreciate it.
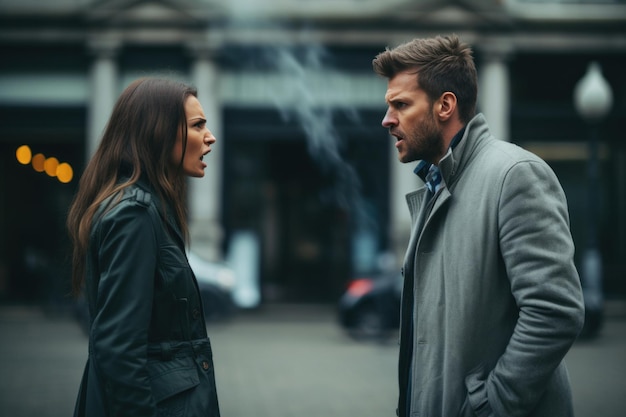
[67,78,197,296]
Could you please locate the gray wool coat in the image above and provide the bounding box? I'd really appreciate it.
[399,114,585,417]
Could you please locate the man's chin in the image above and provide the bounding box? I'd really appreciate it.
[398,153,416,164]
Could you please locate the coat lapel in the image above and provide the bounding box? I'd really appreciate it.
[134,177,185,249]
[164,209,185,249]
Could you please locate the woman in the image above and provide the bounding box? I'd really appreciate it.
[68,78,220,417]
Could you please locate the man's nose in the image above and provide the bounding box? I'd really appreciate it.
[382,109,396,128]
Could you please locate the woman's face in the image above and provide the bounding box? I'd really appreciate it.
[172,95,216,177]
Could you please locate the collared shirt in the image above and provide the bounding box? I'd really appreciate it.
[414,127,466,194]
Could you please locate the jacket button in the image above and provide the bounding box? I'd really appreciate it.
[202,361,210,371]
[192,309,201,319]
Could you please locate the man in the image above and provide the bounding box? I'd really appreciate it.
[373,35,585,417]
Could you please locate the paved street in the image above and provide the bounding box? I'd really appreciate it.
[0,302,625,417]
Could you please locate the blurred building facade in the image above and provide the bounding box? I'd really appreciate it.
[0,0,625,305]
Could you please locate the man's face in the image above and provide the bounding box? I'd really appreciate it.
[382,70,444,164]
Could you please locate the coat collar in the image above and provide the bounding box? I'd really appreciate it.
[438,113,492,191]
[405,113,492,221]
[132,176,186,249]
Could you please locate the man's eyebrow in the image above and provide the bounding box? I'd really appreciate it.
[385,92,408,103]
[384,91,397,102]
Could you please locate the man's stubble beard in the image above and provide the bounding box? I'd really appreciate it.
[401,109,444,165]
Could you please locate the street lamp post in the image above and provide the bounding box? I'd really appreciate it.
[573,61,613,339]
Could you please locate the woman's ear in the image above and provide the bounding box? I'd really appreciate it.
[437,92,457,122]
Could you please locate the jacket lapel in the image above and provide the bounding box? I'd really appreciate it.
[164,209,185,249]
[134,177,186,249]
[404,188,429,271]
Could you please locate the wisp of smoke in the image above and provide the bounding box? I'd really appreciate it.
[223,0,378,244]
[264,44,364,212]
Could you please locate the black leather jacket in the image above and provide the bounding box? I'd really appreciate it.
[74,179,220,417]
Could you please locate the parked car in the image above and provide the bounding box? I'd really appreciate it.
[73,251,237,334]
[337,270,402,342]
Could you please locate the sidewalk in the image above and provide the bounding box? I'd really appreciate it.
[0,300,625,417]
[604,298,626,318]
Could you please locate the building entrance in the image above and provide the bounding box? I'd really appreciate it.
[224,138,351,303]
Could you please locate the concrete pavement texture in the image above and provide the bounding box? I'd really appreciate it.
[0,302,625,417]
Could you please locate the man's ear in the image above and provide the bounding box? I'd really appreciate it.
[436,92,457,122]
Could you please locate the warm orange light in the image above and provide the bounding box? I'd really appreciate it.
[57,163,74,183]
[44,157,59,177]
[16,145,32,165]
[32,153,46,172]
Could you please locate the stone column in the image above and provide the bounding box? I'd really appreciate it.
[86,38,120,159]
[478,42,512,141]
[187,42,224,261]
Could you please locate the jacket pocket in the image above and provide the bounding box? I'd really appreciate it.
[457,396,475,417]
[464,363,493,417]
[157,245,189,290]
[147,356,200,404]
